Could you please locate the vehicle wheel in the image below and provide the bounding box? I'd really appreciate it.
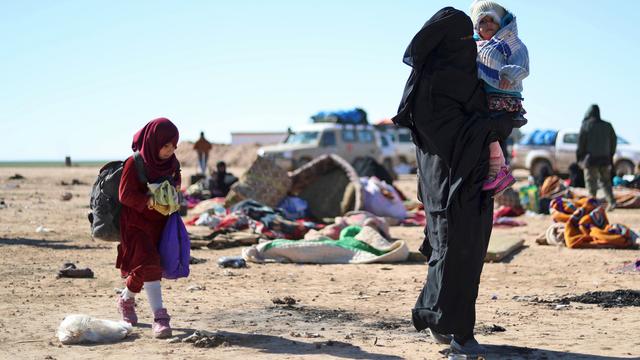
[614,160,635,176]
[530,159,553,179]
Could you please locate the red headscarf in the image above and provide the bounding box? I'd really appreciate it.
[131,118,180,183]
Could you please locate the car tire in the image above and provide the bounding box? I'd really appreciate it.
[530,159,553,179]
[614,160,635,176]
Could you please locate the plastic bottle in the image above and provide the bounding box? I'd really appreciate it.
[217,256,246,268]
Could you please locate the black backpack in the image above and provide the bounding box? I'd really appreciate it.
[88,152,147,242]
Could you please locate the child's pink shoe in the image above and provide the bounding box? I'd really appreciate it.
[483,166,516,195]
[116,297,138,325]
[152,308,172,339]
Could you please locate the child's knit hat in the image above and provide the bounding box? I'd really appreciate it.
[469,0,506,29]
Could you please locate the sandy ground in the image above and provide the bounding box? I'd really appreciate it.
[0,166,639,360]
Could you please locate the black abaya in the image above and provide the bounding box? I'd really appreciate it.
[392,7,514,338]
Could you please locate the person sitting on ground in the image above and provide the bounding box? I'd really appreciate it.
[209,161,238,198]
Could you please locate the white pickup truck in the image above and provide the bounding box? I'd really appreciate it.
[511,129,640,178]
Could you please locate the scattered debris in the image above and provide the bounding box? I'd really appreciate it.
[554,304,570,310]
[60,179,86,186]
[520,290,640,308]
[222,269,235,277]
[366,319,410,331]
[477,324,506,335]
[36,225,52,233]
[217,256,246,268]
[166,337,181,344]
[189,256,207,265]
[9,174,25,180]
[272,296,297,306]
[57,263,94,279]
[182,330,228,348]
[558,290,640,308]
[187,285,206,292]
[290,331,321,338]
[60,192,73,201]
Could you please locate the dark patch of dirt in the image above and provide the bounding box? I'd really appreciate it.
[476,324,506,335]
[365,319,411,331]
[559,290,640,308]
[271,296,297,306]
[525,289,640,308]
[280,306,359,323]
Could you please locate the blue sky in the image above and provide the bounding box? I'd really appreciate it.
[2,0,638,160]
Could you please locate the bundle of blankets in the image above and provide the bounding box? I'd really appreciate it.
[546,197,638,249]
[242,211,409,264]
[189,199,323,240]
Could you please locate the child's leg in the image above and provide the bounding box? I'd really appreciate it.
[141,273,172,339]
[117,281,140,325]
[144,280,164,313]
[488,141,506,179]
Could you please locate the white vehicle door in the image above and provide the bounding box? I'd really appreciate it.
[556,131,579,172]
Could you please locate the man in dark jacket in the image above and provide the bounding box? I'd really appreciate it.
[577,104,617,210]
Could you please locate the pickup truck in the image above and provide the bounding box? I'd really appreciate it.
[511,129,640,178]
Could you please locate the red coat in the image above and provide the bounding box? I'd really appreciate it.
[116,156,171,291]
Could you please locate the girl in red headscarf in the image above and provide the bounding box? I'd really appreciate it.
[116,118,181,339]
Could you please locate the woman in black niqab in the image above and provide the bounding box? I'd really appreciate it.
[392,7,514,354]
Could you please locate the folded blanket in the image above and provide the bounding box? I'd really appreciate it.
[243,225,409,264]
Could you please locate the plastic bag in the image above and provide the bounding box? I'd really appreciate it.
[159,212,191,279]
[57,314,132,344]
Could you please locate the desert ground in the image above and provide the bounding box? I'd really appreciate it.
[0,165,638,360]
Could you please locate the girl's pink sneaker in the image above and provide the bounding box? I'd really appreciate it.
[483,166,516,195]
[116,297,138,325]
[152,308,172,339]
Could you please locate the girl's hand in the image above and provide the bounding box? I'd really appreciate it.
[499,78,512,89]
[147,196,155,210]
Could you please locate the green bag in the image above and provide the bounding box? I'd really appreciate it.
[518,185,539,213]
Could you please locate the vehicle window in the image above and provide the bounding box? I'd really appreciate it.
[618,137,629,145]
[380,134,389,147]
[563,133,579,144]
[320,131,336,147]
[342,129,356,142]
[285,131,319,144]
[398,133,412,143]
[357,130,375,143]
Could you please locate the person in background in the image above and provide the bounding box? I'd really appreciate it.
[193,131,212,175]
[577,104,617,211]
[209,161,238,198]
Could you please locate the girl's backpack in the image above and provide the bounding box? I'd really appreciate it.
[158,212,190,279]
[88,153,146,242]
